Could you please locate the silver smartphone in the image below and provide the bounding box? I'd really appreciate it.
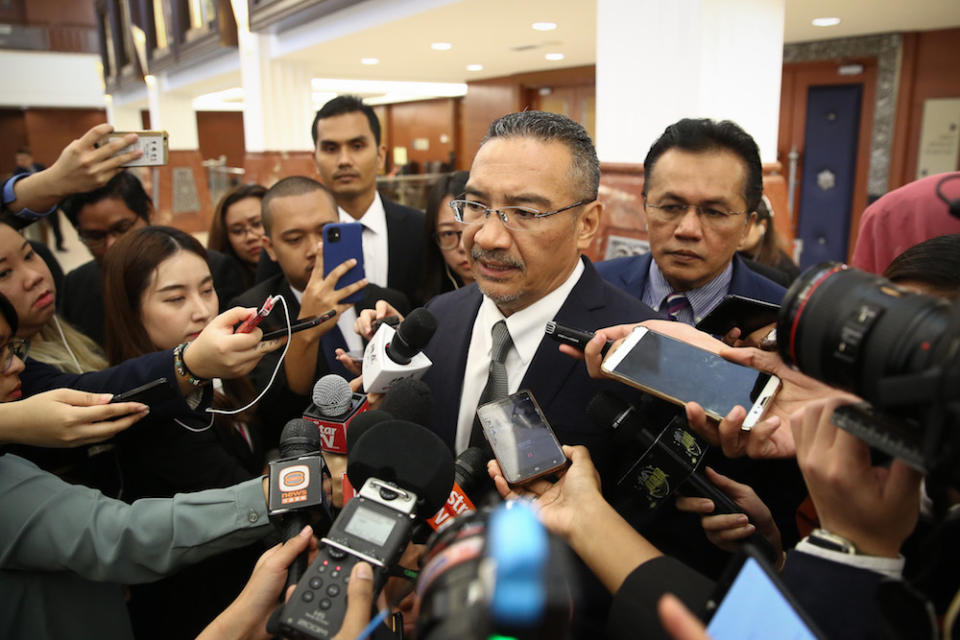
[476,390,568,484]
[601,327,780,430]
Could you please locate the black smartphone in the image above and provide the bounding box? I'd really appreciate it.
[695,294,781,337]
[110,378,168,406]
[260,312,335,341]
[476,390,568,485]
[705,545,823,639]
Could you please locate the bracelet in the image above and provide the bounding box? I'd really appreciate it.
[174,342,210,387]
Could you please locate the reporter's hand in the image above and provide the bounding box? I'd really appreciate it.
[183,307,285,382]
[334,348,363,377]
[355,300,403,341]
[0,388,148,447]
[197,525,317,640]
[658,593,710,640]
[791,397,923,558]
[332,562,375,640]
[487,445,602,542]
[300,253,367,333]
[685,402,790,459]
[675,467,782,562]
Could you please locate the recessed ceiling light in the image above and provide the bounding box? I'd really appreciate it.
[545,53,564,61]
[361,57,379,65]
[532,22,557,31]
[811,17,841,27]
[431,42,452,51]
[466,64,483,71]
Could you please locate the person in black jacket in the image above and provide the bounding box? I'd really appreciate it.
[414,170,474,305]
[58,171,246,347]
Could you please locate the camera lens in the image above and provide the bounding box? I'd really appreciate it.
[777,262,951,403]
[328,228,341,242]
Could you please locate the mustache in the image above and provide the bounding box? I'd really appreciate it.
[471,247,524,270]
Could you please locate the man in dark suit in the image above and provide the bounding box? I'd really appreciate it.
[311,95,424,303]
[596,119,785,327]
[58,172,246,347]
[230,177,408,447]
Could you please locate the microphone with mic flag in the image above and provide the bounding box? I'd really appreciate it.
[588,391,779,563]
[363,307,437,394]
[302,374,368,454]
[267,418,333,593]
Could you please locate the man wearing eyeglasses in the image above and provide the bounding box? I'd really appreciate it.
[597,119,785,327]
[58,172,246,346]
[359,111,657,467]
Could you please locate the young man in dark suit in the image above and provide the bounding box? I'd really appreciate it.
[596,118,785,327]
[311,95,425,303]
[230,177,408,447]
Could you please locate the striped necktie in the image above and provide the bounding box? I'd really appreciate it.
[663,292,691,322]
[470,320,513,448]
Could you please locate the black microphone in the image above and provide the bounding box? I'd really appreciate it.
[387,308,438,364]
[425,446,496,531]
[302,374,369,454]
[362,308,438,393]
[339,409,394,505]
[380,377,433,428]
[268,418,331,592]
[588,392,779,563]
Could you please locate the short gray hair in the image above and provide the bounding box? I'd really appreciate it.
[482,111,600,201]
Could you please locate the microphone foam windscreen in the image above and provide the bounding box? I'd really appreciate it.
[346,409,393,453]
[312,374,353,417]
[380,378,433,427]
[395,308,438,352]
[279,418,323,458]
[454,446,490,495]
[347,419,454,516]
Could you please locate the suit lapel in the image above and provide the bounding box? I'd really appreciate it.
[383,200,405,291]
[521,259,607,410]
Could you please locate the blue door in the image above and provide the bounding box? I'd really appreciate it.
[796,85,862,268]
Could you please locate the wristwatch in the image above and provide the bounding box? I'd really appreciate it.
[806,528,858,554]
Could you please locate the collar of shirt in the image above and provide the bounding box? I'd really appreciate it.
[455,259,585,453]
[641,257,733,325]
[338,191,386,235]
[288,286,304,305]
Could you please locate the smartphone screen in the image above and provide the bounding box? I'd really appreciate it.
[707,556,819,639]
[477,391,567,484]
[603,328,778,424]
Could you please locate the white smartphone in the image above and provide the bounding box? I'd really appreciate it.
[476,390,568,485]
[601,327,780,430]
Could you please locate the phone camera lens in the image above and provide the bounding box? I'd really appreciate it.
[328,228,341,242]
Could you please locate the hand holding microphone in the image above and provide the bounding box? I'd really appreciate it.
[362,307,437,394]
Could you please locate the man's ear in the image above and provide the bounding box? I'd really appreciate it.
[575,200,602,252]
[263,235,277,262]
[377,144,387,173]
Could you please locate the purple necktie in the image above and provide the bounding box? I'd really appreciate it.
[663,292,691,322]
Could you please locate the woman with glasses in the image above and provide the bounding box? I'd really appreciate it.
[207,183,267,290]
[414,171,475,305]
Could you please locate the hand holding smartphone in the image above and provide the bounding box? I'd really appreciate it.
[323,223,366,304]
[476,390,568,485]
[601,327,780,430]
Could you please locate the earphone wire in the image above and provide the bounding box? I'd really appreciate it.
[206,294,292,417]
[53,315,83,373]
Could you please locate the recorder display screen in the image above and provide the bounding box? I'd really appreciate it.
[344,505,395,546]
[611,330,772,420]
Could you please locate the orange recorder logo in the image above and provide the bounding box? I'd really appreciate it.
[279,464,310,504]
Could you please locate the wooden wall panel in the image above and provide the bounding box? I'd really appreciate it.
[22,108,107,169]
[889,28,960,187]
[388,98,456,172]
[24,0,95,26]
[459,81,519,170]
[0,109,28,178]
[196,111,246,167]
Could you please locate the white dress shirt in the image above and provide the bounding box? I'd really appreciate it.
[289,285,362,352]
[339,192,388,289]
[454,259,586,453]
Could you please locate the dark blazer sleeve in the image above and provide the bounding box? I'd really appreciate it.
[606,556,714,640]
[383,198,425,303]
[20,349,208,421]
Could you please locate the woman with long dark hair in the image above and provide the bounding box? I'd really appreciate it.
[414,171,474,304]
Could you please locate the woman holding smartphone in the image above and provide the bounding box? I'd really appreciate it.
[102,225,272,639]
